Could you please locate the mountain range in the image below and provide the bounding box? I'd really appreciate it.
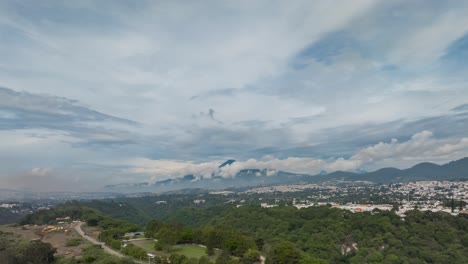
[105,157,468,192]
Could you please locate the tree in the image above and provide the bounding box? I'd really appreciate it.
[255,238,265,251]
[383,254,402,264]
[18,240,57,264]
[180,228,194,243]
[183,258,199,264]
[241,249,261,264]
[146,220,165,238]
[198,256,213,264]
[206,246,215,256]
[87,218,99,226]
[158,227,179,246]
[266,241,302,264]
[121,244,147,259]
[169,253,187,264]
[216,251,237,264]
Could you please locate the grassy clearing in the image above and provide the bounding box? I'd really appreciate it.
[172,244,207,259]
[131,239,155,252]
[130,240,219,260]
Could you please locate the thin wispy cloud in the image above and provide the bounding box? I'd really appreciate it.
[0,87,137,146]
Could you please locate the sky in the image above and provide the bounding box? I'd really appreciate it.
[1,0,468,191]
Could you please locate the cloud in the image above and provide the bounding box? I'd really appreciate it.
[215,157,362,178]
[6,167,87,192]
[388,10,468,64]
[124,131,468,181]
[125,159,220,182]
[0,87,137,146]
[0,0,376,124]
[1,1,468,190]
[0,87,135,124]
[190,88,237,101]
[349,131,468,170]
[452,103,468,112]
[30,167,50,177]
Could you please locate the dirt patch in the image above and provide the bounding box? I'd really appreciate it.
[0,223,90,258]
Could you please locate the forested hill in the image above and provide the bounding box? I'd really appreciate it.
[19,200,468,263]
[155,206,468,263]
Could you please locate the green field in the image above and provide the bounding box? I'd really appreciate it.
[130,240,218,259]
[130,240,156,252]
[172,244,208,259]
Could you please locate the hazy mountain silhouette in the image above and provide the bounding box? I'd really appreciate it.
[105,157,468,192]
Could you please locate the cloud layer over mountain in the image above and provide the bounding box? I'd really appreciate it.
[124,131,468,182]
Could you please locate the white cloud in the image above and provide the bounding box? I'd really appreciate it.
[124,131,468,182]
[30,167,50,177]
[2,2,468,190]
[351,130,468,164]
[0,0,375,123]
[388,10,468,64]
[126,158,220,183]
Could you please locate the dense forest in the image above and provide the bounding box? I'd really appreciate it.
[16,200,468,264]
[142,206,468,263]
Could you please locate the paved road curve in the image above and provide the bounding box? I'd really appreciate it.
[73,222,145,263]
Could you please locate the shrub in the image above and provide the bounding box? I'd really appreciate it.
[65,238,82,247]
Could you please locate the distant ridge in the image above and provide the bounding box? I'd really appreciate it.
[105,157,468,192]
[314,157,468,183]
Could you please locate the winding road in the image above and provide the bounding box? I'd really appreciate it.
[73,222,145,263]
[74,221,265,264]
